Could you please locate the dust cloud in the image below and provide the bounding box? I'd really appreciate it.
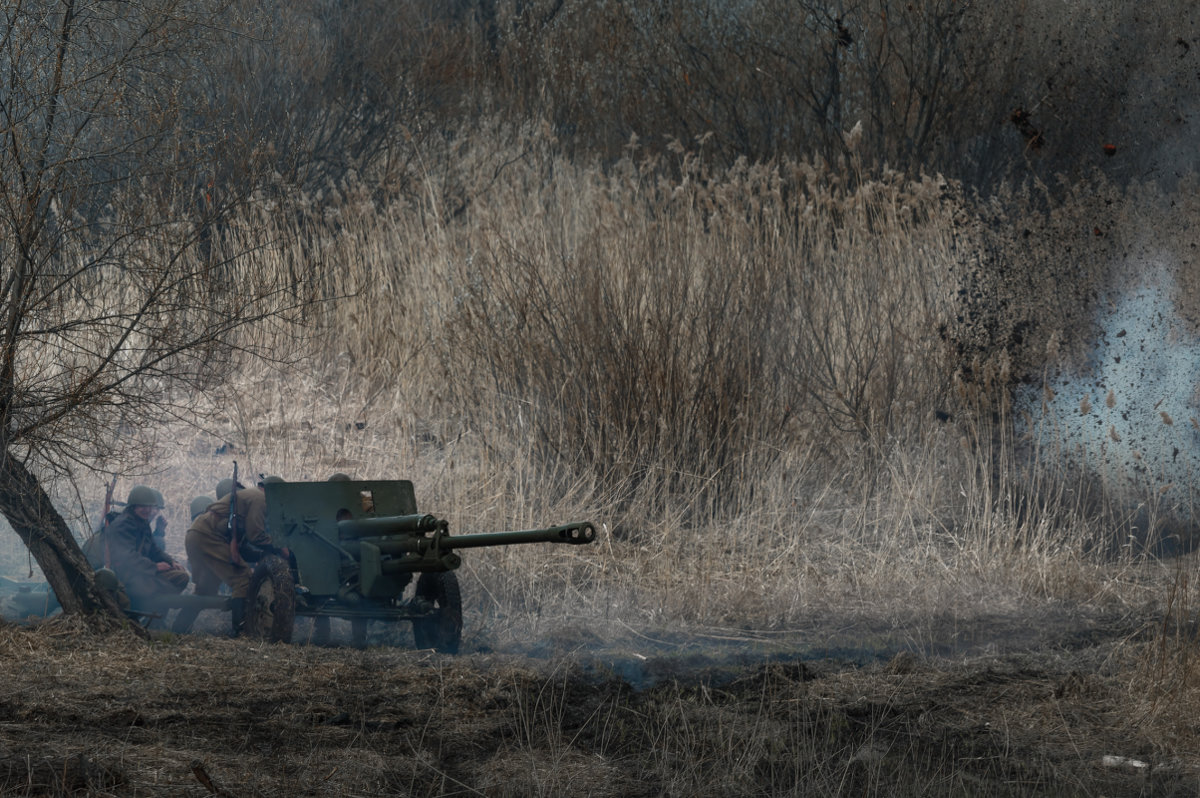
[1019,263,1200,542]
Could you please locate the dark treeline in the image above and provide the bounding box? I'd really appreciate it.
[237,0,1198,198]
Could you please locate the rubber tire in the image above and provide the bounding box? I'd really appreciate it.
[245,555,296,643]
[170,605,201,635]
[312,616,331,646]
[412,571,463,654]
[351,618,368,649]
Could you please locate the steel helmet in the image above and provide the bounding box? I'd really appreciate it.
[215,477,243,499]
[189,495,214,520]
[327,472,352,482]
[126,485,161,508]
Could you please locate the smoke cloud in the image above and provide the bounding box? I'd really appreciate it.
[1018,263,1200,545]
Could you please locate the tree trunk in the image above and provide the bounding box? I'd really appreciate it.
[0,450,132,628]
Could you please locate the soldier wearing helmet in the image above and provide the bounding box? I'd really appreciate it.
[189,495,215,522]
[177,475,280,636]
[83,485,189,610]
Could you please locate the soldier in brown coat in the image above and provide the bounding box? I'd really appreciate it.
[176,477,277,636]
[83,485,189,610]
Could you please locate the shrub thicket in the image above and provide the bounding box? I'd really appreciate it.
[238,0,1199,196]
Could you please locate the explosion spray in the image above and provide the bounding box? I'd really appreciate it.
[1018,266,1200,549]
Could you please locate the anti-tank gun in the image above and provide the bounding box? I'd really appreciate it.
[237,479,595,651]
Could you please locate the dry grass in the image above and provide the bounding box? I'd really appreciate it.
[6,142,1183,638]
[3,142,1200,793]
[0,615,1188,796]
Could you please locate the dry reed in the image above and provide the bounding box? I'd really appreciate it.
[0,139,1198,786]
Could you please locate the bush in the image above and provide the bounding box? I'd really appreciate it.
[437,147,957,518]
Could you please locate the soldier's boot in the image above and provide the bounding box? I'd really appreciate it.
[171,606,201,635]
[230,598,246,638]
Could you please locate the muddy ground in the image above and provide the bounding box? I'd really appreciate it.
[0,600,1194,797]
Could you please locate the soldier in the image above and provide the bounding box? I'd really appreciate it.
[83,485,189,610]
[176,476,282,636]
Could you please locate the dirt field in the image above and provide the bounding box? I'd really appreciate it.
[0,598,1193,798]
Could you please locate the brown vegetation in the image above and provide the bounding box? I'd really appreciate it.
[1,142,1195,793]
[2,1,1200,794]
[0,604,1196,796]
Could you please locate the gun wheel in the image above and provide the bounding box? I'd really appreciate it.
[246,555,295,643]
[412,571,462,654]
[312,616,331,646]
[351,618,368,649]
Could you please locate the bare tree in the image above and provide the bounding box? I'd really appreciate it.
[0,0,313,624]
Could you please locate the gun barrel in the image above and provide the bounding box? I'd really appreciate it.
[339,514,444,538]
[336,516,597,553]
[442,522,596,550]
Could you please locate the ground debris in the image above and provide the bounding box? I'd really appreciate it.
[0,615,1193,796]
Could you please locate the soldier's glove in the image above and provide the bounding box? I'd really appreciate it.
[238,540,285,563]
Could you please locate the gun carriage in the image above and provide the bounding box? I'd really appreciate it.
[142,479,595,652]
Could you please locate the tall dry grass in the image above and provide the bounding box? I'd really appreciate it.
[1,137,1190,669]
[3,128,1199,794]
[103,141,1180,642]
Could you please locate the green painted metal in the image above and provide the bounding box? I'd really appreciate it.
[264,480,418,597]
[263,480,595,607]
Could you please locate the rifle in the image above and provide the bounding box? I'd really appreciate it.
[228,461,243,566]
[102,473,117,569]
